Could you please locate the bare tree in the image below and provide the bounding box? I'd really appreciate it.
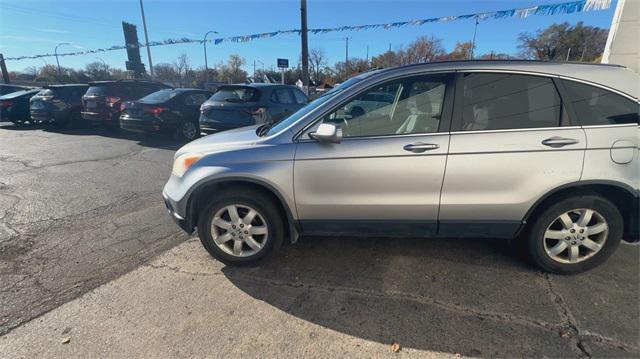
[309,48,327,84]
[173,53,191,87]
[404,36,445,63]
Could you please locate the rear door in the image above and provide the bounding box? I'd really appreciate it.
[438,72,586,238]
[181,92,210,122]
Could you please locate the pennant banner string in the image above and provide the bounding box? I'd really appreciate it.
[4,0,611,61]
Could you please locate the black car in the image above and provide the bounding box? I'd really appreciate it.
[30,84,89,127]
[120,88,211,141]
[0,84,31,96]
[0,89,40,124]
[199,84,308,134]
[81,79,170,127]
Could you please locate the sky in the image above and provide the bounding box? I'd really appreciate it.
[0,0,617,74]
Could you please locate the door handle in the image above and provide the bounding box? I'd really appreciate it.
[403,143,440,153]
[541,136,580,148]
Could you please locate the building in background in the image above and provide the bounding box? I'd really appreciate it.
[602,0,639,73]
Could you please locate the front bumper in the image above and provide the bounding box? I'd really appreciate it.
[120,116,176,134]
[162,189,193,233]
[81,111,118,125]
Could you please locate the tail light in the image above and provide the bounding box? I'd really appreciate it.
[120,103,126,111]
[106,96,121,108]
[144,106,166,115]
[0,101,12,108]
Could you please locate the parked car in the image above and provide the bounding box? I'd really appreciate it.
[199,84,308,134]
[30,84,88,127]
[0,84,31,96]
[163,60,639,274]
[0,88,40,123]
[120,88,211,141]
[81,79,170,128]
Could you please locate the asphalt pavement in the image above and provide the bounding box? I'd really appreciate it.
[0,123,638,358]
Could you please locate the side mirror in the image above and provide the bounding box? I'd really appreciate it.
[309,123,342,143]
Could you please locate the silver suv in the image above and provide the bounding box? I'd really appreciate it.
[163,61,639,274]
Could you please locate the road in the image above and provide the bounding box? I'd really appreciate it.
[0,123,188,335]
[0,123,638,357]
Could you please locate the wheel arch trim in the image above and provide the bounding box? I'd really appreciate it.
[516,179,639,238]
[185,175,299,233]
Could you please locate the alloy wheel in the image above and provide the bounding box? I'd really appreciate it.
[211,204,269,257]
[182,122,197,140]
[543,208,609,264]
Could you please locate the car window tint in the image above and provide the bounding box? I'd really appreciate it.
[292,89,308,104]
[191,93,209,105]
[274,88,296,104]
[460,73,562,131]
[322,75,447,137]
[562,80,639,125]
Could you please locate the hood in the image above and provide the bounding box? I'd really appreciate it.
[175,125,262,158]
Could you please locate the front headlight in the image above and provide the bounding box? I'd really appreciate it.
[172,153,203,177]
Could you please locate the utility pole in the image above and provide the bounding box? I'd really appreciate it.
[300,0,309,87]
[566,47,572,61]
[344,37,350,79]
[0,54,10,84]
[366,45,369,69]
[139,0,154,77]
[470,17,479,60]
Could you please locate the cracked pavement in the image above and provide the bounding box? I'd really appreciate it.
[0,124,188,336]
[1,123,638,358]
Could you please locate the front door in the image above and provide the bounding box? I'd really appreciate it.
[294,73,454,236]
[438,72,586,238]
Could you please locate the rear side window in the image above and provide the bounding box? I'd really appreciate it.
[272,88,296,104]
[292,89,308,104]
[458,73,564,131]
[562,80,639,125]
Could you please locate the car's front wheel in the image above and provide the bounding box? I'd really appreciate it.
[197,189,285,265]
[528,195,622,274]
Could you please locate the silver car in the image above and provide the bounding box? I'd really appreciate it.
[163,60,639,274]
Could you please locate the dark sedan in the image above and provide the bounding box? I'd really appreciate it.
[199,84,308,134]
[0,84,31,96]
[0,89,40,124]
[119,88,211,141]
[30,84,88,127]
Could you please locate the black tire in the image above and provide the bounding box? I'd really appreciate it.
[527,195,622,274]
[197,188,285,265]
[177,121,200,141]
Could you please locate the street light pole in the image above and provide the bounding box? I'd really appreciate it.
[54,42,71,79]
[139,0,154,77]
[203,30,218,83]
[470,17,479,60]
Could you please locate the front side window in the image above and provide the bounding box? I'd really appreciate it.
[458,73,564,131]
[562,80,639,125]
[320,75,448,138]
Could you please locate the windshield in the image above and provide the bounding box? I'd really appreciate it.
[85,85,111,96]
[36,89,55,97]
[211,86,259,102]
[139,89,180,104]
[265,74,371,136]
[0,89,38,100]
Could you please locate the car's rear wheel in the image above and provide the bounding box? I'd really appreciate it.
[528,195,622,274]
[197,189,284,265]
[178,121,199,141]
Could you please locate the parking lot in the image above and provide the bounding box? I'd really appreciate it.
[0,123,638,357]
